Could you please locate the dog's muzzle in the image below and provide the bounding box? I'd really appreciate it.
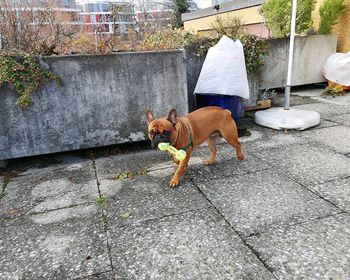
[151,131,171,148]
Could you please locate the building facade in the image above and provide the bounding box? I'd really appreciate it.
[182,0,269,38]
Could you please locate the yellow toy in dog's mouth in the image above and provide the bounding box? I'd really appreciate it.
[158,142,187,161]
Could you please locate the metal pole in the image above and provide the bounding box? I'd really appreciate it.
[284,0,297,110]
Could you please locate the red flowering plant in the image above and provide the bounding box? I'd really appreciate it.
[0,52,62,107]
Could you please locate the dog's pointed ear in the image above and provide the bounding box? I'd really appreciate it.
[167,109,177,126]
[146,110,155,124]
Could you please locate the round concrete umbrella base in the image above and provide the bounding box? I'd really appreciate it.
[254,107,321,131]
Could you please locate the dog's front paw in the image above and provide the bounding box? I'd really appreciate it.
[169,177,180,187]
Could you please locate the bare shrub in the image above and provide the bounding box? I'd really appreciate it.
[0,0,80,55]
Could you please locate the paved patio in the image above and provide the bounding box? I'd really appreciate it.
[1,91,350,280]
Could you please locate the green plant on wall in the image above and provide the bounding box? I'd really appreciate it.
[260,0,316,37]
[319,0,346,34]
[239,33,270,74]
[172,0,188,29]
[0,52,62,107]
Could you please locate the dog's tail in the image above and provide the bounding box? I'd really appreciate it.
[224,109,232,115]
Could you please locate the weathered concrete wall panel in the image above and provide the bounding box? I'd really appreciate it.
[184,47,206,112]
[0,51,188,160]
[260,35,337,89]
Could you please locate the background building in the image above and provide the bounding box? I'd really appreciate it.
[78,0,134,34]
[133,0,173,25]
[54,0,81,23]
[182,0,268,38]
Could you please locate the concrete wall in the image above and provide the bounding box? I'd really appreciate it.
[0,51,188,160]
[260,35,337,90]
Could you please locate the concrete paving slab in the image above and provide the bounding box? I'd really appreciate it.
[240,128,307,153]
[306,118,340,129]
[300,125,350,155]
[319,94,350,106]
[308,177,350,212]
[246,213,350,280]
[94,149,172,179]
[292,88,323,98]
[255,144,350,186]
[187,149,270,182]
[294,102,350,119]
[99,175,209,227]
[293,89,350,107]
[325,113,350,127]
[0,205,111,280]
[76,270,114,280]
[234,120,337,154]
[198,170,340,237]
[272,94,319,107]
[16,154,92,177]
[109,208,275,280]
[0,162,98,218]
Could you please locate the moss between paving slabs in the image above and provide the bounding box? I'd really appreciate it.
[95,195,108,225]
[108,169,147,180]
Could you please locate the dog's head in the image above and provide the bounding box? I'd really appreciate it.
[145,109,178,148]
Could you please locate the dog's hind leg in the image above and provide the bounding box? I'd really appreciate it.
[204,134,218,165]
[220,121,243,161]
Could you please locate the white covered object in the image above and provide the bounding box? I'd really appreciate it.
[194,35,250,99]
[323,52,350,86]
[255,107,320,131]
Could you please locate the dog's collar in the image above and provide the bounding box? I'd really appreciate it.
[171,118,193,151]
[181,128,193,151]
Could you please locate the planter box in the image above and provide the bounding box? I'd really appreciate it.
[0,51,188,160]
[259,35,337,90]
[185,35,337,108]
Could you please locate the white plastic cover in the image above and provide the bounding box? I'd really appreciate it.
[194,35,250,99]
[323,52,350,86]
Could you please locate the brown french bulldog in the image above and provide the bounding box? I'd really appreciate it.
[146,106,243,187]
